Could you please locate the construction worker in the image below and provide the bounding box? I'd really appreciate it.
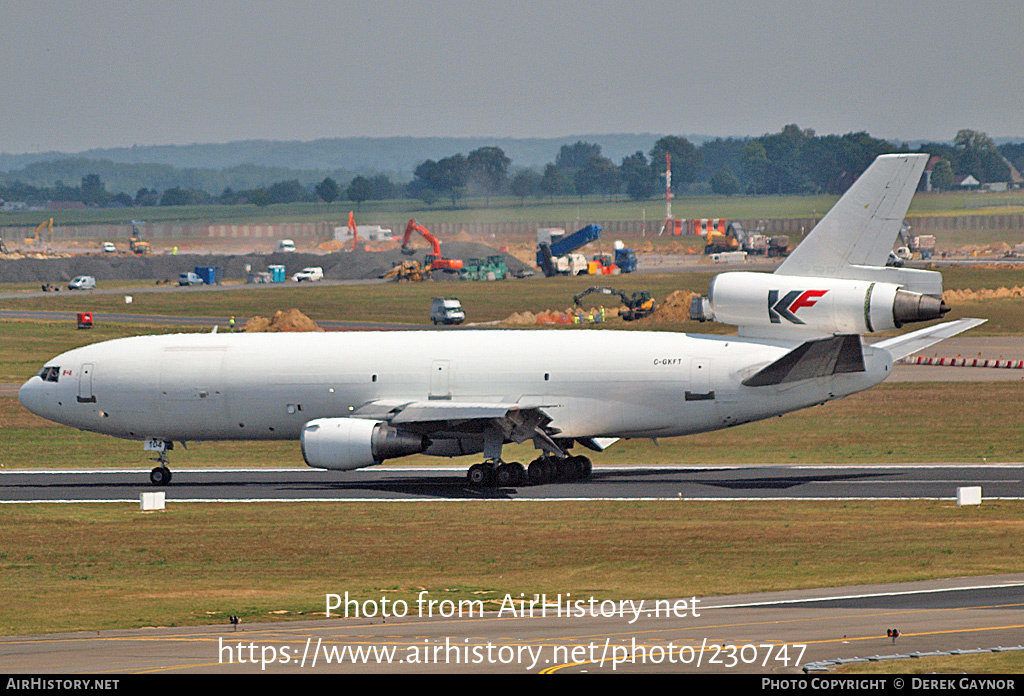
[229,316,236,332]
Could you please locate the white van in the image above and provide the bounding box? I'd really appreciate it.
[431,297,465,325]
[276,239,297,253]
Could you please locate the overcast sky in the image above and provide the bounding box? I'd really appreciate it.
[1,0,1020,153]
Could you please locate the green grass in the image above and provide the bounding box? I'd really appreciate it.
[0,500,1021,635]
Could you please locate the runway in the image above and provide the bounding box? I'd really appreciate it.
[1,574,1021,673]
[2,465,1021,503]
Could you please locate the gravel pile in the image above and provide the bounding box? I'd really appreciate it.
[0,242,533,284]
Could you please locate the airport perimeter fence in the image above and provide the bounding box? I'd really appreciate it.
[3,214,1023,244]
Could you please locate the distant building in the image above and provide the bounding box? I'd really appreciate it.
[47,201,87,210]
[1,201,28,211]
[955,174,980,188]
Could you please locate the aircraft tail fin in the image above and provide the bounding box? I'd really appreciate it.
[872,318,987,361]
[776,154,931,290]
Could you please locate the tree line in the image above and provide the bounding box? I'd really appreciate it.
[2,127,1020,210]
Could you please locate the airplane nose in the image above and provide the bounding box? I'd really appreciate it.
[18,378,43,416]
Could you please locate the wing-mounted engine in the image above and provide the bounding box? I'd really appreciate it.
[694,271,948,337]
[300,418,427,470]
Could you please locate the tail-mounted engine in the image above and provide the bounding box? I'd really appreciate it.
[301,418,427,470]
[693,272,948,334]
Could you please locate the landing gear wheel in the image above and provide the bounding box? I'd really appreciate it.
[467,463,493,487]
[528,457,552,485]
[150,466,172,486]
[495,463,516,487]
[508,462,527,486]
[577,456,592,480]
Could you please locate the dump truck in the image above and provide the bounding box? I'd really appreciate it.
[536,224,603,277]
[910,235,936,259]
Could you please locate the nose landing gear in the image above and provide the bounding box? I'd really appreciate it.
[145,439,173,486]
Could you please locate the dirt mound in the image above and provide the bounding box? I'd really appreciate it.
[649,290,698,322]
[243,309,323,332]
[503,311,537,325]
[943,286,1024,302]
[500,308,576,325]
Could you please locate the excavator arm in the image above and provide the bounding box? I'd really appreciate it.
[402,219,442,257]
[573,287,655,321]
[401,219,463,272]
[573,287,629,307]
[348,211,358,251]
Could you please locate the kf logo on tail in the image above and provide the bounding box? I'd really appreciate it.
[768,289,828,324]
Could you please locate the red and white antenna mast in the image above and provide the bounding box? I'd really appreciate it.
[659,153,674,236]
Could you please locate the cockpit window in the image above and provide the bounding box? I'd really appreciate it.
[38,366,60,383]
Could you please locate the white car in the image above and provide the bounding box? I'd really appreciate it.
[68,275,96,290]
[101,242,117,253]
[276,239,297,253]
[292,267,324,282]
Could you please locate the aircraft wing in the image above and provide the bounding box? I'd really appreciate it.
[352,399,558,423]
[870,318,987,361]
[352,399,569,456]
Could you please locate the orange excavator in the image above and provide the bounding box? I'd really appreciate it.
[401,219,463,273]
[346,211,359,252]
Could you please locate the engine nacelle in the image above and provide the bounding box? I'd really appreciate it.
[708,272,948,334]
[300,418,427,471]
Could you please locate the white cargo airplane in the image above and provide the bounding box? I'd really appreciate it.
[19,154,982,487]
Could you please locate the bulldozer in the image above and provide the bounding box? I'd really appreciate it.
[381,260,427,282]
[573,286,656,321]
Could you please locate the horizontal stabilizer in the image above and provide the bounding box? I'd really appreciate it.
[871,318,987,361]
[742,334,865,387]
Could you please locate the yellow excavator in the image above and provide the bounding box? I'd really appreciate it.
[128,221,150,254]
[24,218,53,246]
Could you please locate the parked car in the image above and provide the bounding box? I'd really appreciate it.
[100,242,117,253]
[178,272,204,286]
[68,275,96,290]
[276,239,297,253]
[292,266,324,282]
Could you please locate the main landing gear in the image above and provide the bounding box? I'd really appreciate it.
[466,455,592,488]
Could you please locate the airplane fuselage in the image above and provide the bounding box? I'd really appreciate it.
[18,329,892,450]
